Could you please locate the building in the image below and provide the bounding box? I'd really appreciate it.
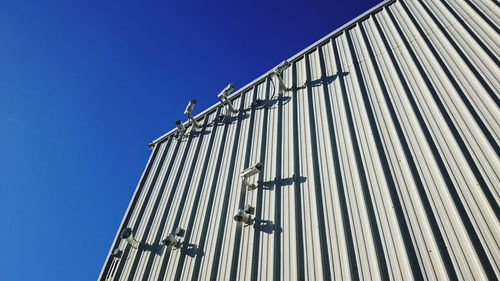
[99,0,500,280]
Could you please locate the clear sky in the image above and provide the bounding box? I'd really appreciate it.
[0,0,381,280]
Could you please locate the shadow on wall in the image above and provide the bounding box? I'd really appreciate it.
[181,242,203,258]
[172,72,349,140]
[141,239,203,258]
[141,242,166,256]
[174,126,212,141]
[260,175,307,191]
[190,127,212,137]
[253,219,283,234]
[250,71,349,110]
[252,95,291,110]
[251,175,306,235]
[215,110,250,125]
[138,240,202,258]
[295,71,349,90]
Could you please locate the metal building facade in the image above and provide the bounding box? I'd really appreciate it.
[100,0,500,280]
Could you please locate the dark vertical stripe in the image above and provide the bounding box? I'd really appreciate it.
[463,0,500,34]
[227,88,259,281]
[142,117,211,281]
[171,108,223,281]
[333,37,389,281]
[417,0,500,152]
[127,128,197,281]
[114,137,180,281]
[207,92,247,281]
[303,53,333,280]
[273,76,284,281]
[100,143,162,281]
[402,0,500,270]
[318,43,359,281]
[291,61,306,281]
[189,105,237,281]
[357,21,427,280]
[440,0,500,66]
[388,5,497,279]
[250,78,272,281]
[132,137,178,231]
[372,13,461,279]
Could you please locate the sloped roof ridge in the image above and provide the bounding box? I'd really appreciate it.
[150,0,394,146]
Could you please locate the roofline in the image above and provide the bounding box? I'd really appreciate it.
[149,0,394,147]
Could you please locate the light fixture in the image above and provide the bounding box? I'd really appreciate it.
[240,162,263,190]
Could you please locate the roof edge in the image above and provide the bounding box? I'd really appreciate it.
[149,0,394,147]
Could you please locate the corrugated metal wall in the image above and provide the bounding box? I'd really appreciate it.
[99,0,500,280]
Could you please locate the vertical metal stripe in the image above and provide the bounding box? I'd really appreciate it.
[127,130,197,281]
[99,143,162,281]
[319,42,360,281]
[291,61,306,281]
[439,0,500,66]
[250,78,272,281]
[155,115,212,280]
[464,0,500,33]
[303,52,333,280]
[101,1,500,280]
[397,3,499,277]
[370,13,460,280]
[387,4,494,279]
[190,106,237,281]
[141,117,211,281]
[228,88,258,281]
[356,19,426,281]
[273,77,284,281]
[334,35,390,280]
[171,108,223,281]
[114,138,179,280]
[207,92,247,281]
[416,0,500,150]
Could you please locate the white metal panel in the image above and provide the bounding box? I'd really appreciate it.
[100,0,500,280]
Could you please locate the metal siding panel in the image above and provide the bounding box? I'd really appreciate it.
[215,91,252,281]
[352,19,416,281]
[280,65,299,281]
[174,109,223,281]
[117,140,179,280]
[100,1,500,280]
[321,41,359,281]
[148,112,216,281]
[366,17,449,280]
[172,110,220,281]
[124,136,188,280]
[234,84,262,281]
[471,0,500,25]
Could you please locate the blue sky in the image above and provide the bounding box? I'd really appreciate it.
[0,0,381,280]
